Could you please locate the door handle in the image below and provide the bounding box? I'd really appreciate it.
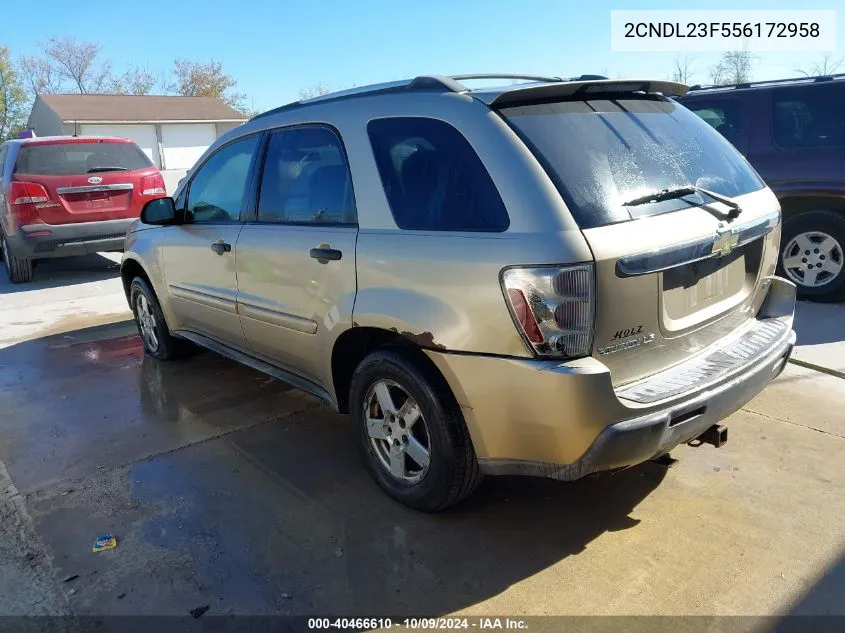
[211,240,231,255]
[310,247,342,262]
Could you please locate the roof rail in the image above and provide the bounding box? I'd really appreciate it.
[687,72,845,93]
[451,73,563,83]
[249,72,613,121]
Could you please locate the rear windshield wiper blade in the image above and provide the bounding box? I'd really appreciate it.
[623,186,742,220]
[87,166,128,173]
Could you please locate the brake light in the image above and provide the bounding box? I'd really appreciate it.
[8,181,50,225]
[10,181,49,205]
[140,173,166,196]
[502,264,595,359]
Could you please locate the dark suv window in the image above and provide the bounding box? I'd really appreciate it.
[257,126,356,224]
[367,117,509,232]
[14,141,152,176]
[684,99,743,148]
[772,82,845,149]
[501,97,765,229]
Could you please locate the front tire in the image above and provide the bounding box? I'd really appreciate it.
[1,232,34,284]
[350,350,482,511]
[129,277,186,360]
[779,210,845,302]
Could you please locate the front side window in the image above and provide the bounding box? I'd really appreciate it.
[501,97,765,229]
[685,99,743,148]
[772,83,845,149]
[186,135,259,223]
[257,126,356,224]
[367,117,509,232]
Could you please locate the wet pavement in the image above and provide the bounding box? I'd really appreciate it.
[0,318,843,623]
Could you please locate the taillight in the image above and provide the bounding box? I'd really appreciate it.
[140,173,166,196]
[8,181,50,225]
[501,264,595,359]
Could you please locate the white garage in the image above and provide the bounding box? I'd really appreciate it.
[160,123,218,170]
[78,123,161,167]
[26,94,248,177]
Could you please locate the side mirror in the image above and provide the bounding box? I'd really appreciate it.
[141,197,179,225]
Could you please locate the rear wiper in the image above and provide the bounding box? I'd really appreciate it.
[623,186,742,220]
[87,166,128,173]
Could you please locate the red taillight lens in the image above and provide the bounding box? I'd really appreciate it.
[502,264,595,359]
[8,181,50,226]
[507,288,543,343]
[10,181,49,205]
[140,173,166,196]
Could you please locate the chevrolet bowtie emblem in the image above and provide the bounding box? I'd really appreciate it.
[711,229,739,257]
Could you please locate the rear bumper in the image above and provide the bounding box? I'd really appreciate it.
[424,276,797,480]
[5,219,135,258]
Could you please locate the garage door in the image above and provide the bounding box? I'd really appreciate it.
[79,124,160,168]
[161,123,217,171]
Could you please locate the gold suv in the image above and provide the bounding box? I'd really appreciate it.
[122,74,797,510]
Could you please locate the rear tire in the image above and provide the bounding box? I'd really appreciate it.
[350,350,482,511]
[129,277,187,360]
[1,232,33,284]
[778,210,845,303]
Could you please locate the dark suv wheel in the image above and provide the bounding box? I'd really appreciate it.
[779,210,845,303]
[349,350,482,511]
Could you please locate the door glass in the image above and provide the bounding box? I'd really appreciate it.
[186,135,259,223]
[684,99,744,148]
[772,83,845,148]
[257,127,356,224]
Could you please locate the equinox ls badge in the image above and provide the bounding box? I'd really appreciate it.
[598,333,656,356]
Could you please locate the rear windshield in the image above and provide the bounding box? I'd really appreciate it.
[500,97,765,229]
[14,141,152,176]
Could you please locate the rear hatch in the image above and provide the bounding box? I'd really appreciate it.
[498,85,781,386]
[12,139,162,224]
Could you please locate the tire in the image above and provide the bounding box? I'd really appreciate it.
[1,232,34,284]
[350,349,482,511]
[129,277,187,360]
[778,210,845,303]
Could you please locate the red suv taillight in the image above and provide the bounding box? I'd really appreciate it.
[140,173,166,196]
[8,181,50,226]
[501,264,595,360]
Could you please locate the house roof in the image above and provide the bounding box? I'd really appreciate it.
[38,94,248,123]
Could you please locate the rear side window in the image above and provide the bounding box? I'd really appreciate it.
[772,82,845,149]
[501,98,765,229]
[367,117,509,232]
[257,126,356,224]
[684,99,743,148]
[14,141,152,176]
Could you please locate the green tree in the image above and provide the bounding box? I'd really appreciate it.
[0,47,27,140]
[170,59,247,112]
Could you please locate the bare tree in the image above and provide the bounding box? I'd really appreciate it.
[0,47,28,140]
[111,66,156,95]
[42,36,113,93]
[709,48,756,85]
[18,55,62,96]
[298,82,331,100]
[170,59,247,111]
[671,54,696,84]
[795,52,843,77]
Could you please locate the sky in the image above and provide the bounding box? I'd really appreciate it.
[2,0,843,112]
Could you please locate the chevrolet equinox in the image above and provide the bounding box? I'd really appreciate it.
[121,74,797,511]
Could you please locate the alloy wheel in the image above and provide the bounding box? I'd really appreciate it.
[364,379,431,483]
[135,293,159,352]
[781,231,844,288]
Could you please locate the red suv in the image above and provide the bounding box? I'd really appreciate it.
[0,136,167,283]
